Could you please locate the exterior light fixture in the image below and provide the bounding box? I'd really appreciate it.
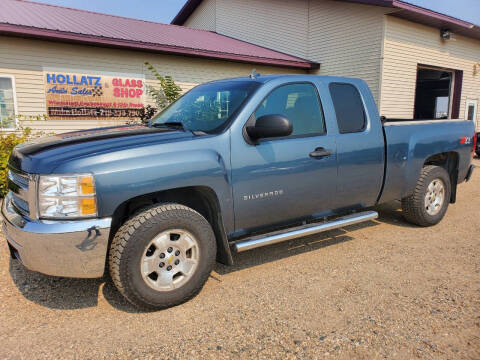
[474,62,480,76]
[441,29,456,41]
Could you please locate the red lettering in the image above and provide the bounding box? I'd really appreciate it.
[112,78,143,88]
[113,80,144,97]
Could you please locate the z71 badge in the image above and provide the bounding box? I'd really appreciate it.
[460,136,472,145]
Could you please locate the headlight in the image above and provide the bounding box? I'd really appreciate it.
[38,174,97,218]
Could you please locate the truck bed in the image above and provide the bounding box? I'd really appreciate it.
[379,119,474,204]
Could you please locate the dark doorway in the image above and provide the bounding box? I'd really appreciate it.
[414,67,452,119]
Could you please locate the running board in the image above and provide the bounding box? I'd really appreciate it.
[233,211,378,252]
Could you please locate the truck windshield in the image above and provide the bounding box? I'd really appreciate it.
[151,80,261,133]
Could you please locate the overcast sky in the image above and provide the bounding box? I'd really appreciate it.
[31,0,480,26]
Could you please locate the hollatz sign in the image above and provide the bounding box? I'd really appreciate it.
[44,71,145,120]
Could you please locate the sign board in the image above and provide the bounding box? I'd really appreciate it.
[44,71,145,120]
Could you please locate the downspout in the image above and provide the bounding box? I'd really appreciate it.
[378,13,387,114]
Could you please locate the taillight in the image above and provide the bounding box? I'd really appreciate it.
[473,132,477,156]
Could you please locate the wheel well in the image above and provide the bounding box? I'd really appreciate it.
[423,152,459,203]
[109,186,233,265]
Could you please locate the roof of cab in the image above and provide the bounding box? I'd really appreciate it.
[203,74,365,88]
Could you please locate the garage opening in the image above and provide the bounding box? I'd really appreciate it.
[414,67,453,119]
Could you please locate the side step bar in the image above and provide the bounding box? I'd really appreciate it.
[233,210,378,252]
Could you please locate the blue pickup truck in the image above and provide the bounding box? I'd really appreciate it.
[2,74,476,309]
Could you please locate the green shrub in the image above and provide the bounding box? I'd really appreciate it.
[144,61,182,109]
[0,127,32,197]
[126,64,182,125]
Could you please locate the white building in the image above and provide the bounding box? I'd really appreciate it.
[174,0,480,129]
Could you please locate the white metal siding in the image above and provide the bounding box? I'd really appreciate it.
[185,0,388,104]
[184,0,216,31]
[0,36,304,133]
[381,16,480,130]
[184,0,480,123]
[308,0,389,104]
[215,0,309,59]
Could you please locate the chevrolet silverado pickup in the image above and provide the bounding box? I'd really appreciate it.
[2,74,476,310]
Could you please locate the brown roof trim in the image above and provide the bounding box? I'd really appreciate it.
[171,0,204,26]
[392,0,476,28]
[0,23,319,69]
[172,0,480,40]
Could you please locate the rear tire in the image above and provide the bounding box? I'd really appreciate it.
[401,165,451,227]
[109,203,216,310]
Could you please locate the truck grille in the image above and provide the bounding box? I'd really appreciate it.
[9,170,29,189]
[7,169,31,215]
[11,193,29,214]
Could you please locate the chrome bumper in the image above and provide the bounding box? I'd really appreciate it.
[1,193,111,278]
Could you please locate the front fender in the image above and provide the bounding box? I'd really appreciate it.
[52,134,234,232]
[97,149,232,229]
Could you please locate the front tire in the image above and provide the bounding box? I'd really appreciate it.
[109,203,216,310]
[401,165,451,227]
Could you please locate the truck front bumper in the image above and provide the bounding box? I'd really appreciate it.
[1,193,112,278]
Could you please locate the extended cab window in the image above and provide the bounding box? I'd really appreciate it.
[329,83,366,133]
[254,83,325,137]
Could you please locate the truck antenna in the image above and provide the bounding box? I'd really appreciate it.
[249,69,260,79]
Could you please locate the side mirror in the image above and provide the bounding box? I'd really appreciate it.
[246,114,293,141]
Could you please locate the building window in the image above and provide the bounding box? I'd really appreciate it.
[434,96,449,119]
[465,99,478,127]
[329,83,366,134]
[0,77,16,129]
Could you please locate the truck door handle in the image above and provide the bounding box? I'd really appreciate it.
[309,147,332,158]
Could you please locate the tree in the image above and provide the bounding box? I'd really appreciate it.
[130,63,182,124]
[141,62,182,122]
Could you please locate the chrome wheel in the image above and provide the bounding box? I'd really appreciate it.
[140,229,199,291]
[424,178,445,216]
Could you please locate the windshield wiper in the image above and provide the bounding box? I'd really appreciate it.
[151,121,186,131]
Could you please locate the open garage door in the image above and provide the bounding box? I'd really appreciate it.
[413,66,463,120]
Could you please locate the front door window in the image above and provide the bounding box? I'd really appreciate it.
[254,83,326,137]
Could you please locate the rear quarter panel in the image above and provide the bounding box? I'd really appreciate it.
[379,120,475,203]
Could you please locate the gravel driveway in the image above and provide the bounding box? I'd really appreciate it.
[1,158,479,359]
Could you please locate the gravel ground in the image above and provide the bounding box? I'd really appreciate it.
[1,158,479,359]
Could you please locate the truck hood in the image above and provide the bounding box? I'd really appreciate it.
[9,125,194,174]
